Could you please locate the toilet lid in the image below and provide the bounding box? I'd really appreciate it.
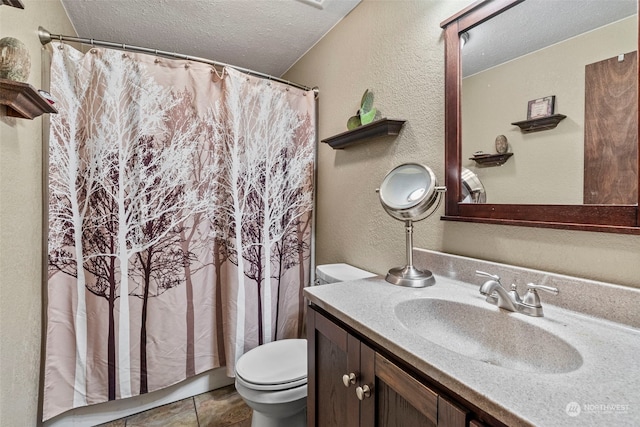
[235,339,307,388]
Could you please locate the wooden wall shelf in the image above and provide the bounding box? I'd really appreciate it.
[469,152,513,166]
[0,79,57,119]
[321,118,406,149]
[1,0,25,8]
[511,114,567,133]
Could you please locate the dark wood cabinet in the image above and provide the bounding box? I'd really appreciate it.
[307,309,357,426]
[308,306,475,427]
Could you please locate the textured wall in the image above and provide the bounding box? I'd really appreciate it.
[284,0,640,289]
[0,1,76,425]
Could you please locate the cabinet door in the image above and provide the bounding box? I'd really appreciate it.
[469,420,491,427]
[438,396,469,427]
[365,351,469,427]
[365,350,440,427]
[309,308,471,427]
[307,308,360,427]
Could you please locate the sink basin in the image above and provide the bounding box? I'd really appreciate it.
[394,298,583,373]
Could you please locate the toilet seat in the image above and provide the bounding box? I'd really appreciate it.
[235,339,307,392]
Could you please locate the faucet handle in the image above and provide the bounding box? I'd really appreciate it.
[476,270,501,282]
[525,283,559,295]
[523,283,558,311]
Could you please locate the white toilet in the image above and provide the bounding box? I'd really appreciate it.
[234,263,376,427]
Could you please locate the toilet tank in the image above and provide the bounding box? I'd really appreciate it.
[315,263,376,285]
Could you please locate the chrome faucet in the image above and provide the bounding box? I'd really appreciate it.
[476,271,559,317]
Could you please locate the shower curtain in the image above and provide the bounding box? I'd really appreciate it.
[43,43,315,421]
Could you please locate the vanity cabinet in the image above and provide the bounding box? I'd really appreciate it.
[308,306,487,427]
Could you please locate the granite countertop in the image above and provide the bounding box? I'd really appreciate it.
[304,274,640,426]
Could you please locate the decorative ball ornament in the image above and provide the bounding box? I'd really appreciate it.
[0,37,31,82]
[495,134,509,154]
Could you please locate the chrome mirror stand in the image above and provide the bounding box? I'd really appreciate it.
[386,220,435,287]
[378,163,446,288]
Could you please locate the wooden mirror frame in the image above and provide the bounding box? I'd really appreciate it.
[440,0,640,234]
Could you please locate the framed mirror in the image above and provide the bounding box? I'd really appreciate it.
[441,0,640,233]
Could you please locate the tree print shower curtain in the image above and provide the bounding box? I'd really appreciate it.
[43,43,315,420]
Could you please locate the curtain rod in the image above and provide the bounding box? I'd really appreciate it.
[38,26,318,97]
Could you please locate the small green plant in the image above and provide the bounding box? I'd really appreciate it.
[347,89,378,130]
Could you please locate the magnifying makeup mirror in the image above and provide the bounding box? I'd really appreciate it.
[378,163,446,287]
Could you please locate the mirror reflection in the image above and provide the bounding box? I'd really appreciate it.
[461,0,638,205]
[379,163,437,218]
[461,167,486,203]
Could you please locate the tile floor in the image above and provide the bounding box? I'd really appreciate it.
[97,385,252,427]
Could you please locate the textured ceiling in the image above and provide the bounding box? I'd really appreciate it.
[60,0,361,78]
[462,0,637,77]
[58,0,637,81]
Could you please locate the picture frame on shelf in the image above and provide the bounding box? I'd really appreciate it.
[527,95,555,119]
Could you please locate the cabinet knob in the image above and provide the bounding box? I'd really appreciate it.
[355,384,372,400]
[342,372,357,387]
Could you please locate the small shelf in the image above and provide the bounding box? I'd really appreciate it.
[469,152,513,167]
[1,0,25,8]
[0,79,57,119]
[321,118,406,149]
[511,114,567,133]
